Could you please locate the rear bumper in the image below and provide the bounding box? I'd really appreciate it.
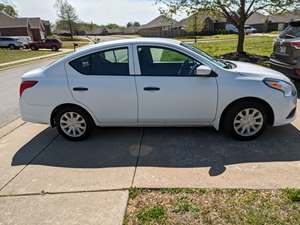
[20,100,52,125]
[270,58,300,80]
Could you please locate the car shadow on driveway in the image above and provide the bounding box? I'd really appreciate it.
[11,124,300,177]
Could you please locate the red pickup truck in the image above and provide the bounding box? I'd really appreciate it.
[29,39,62,51]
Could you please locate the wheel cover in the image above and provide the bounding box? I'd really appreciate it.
[233,108,264,137]
[59,112,87,137]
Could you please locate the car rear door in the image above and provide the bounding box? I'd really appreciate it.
[133,44,218,125]
[65,44,138,125]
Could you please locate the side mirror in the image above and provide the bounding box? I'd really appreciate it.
[196,65,212,76]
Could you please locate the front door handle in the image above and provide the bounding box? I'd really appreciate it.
[73,87,88,91]
[144,87,160,91]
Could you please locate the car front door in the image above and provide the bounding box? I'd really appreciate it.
[134,45,218,125]
[65,45,138,125]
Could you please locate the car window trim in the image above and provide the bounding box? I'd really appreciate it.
[68,46,131,76]
[135,45,210,77]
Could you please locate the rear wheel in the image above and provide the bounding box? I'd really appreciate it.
[30,46,38,51]
[55,106,94,141]
[223,101,268,140]
[9,44,16,50]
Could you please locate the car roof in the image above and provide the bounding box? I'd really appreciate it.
[61,38,182,62]
[82,38,181,50]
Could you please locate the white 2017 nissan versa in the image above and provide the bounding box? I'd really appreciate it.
[20,38,297,141]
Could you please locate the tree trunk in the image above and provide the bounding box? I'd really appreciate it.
[67,14,73,41]
[237,22,245,55]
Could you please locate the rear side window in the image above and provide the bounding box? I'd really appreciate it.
[69,47,129,75]
[280,25,300,38]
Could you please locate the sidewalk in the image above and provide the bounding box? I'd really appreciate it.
[0,48,73,68]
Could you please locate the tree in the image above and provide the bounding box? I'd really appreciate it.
[54,0,79,40]
[127,22,133,28]
[133,21,141,27]
[0,3,17,17]
[156,0,300,55]
[127,21,141,28]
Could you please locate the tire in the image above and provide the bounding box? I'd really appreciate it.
[51,46,58,51]
[30,46,37,51]
[55,106,94,141]
[223,101,268,141]
[9,44,16,50]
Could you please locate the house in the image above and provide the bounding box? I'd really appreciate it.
[246,12,300,32]
[139,12,227,38]
[267,13,300,31]
[174,11,227,36]
[0,11,46,41]
[138,15,178,37]
[245,12,268,32]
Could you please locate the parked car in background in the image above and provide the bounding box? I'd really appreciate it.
[0,37,23,49]
[19,38,297,141]
[225,24,238,33]
[29,39,62,51]
[244,25,257,34]
[17,37,32,49]
[270,20,300,80]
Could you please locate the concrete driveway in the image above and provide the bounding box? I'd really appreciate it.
[0,100,300,224]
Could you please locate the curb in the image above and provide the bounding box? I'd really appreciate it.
[0,49,72,71]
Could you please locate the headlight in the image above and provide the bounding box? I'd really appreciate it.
[263,78,296,97]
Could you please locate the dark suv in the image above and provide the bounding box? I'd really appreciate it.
[29,39,62,51]
[270,20,300,79]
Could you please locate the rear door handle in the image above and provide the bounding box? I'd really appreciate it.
[73,87,88,91]
[144,87,160,91]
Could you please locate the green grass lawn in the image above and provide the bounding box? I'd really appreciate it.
[177,33,239,42]
[125,188,300,225]
[193,36,274,57]
[0,49,55,64]
[62,41,91,49]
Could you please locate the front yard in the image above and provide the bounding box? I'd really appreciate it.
[125,188,300,225]
[194,36,274,57]
[0,49,55,64]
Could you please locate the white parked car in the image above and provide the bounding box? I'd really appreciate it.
[20,38,297,141]
[244,25,257,34]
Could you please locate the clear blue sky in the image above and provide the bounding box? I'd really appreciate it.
[7,0,185,25]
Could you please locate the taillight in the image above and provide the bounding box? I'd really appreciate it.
[20,81,38,97]
[290,41,300,49]
[295,69,300,77]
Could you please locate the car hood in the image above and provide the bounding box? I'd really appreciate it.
[229,61,291,82]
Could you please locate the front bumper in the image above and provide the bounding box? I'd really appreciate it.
[266,92,298,127]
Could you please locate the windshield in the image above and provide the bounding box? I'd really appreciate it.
[181,43,230,68]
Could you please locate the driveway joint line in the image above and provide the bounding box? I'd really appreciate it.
[0,120,26,140]
[0,188,129,198]
[130,128,144,187]
[0,134,59,192]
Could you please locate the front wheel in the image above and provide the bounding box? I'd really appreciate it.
[223,102,268,140]
[56,107,94,141]
[51,46,58,51]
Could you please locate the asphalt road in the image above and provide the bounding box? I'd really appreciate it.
[0,58,60,127]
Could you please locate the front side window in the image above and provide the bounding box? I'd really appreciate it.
[70,47,129,75]
[137,46,200,76]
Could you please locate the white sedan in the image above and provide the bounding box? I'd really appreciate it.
[20,38,297,141]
